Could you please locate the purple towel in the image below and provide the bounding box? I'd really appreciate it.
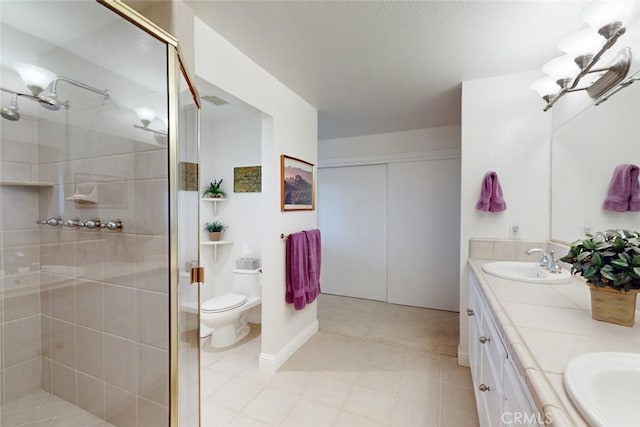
[603,164,640,212]
[304,229,321,304]
[285,231,309,310]
[476,171,506,212]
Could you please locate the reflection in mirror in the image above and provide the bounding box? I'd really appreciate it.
[552,82,640,243]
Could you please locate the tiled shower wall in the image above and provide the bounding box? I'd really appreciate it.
[0,116,43,403]
[36,118,170,425]
[1,95,170,427]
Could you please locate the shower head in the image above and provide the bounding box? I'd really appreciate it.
[1,94,20,121]
[39,90,60,110]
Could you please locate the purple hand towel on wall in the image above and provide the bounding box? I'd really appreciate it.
[285,231,309,310]
[476,171,507,212]
[304,229,322,305]
[603,164,640,212]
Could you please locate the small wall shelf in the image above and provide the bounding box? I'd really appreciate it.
[200,240,232,262]
[0,181,54,188]
[201,197,227,214]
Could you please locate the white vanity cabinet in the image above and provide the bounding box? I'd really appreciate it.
[467,272,542,427]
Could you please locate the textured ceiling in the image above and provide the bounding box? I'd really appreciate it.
[187,1,589,139]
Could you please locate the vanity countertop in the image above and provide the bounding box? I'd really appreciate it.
[468,259,640,426]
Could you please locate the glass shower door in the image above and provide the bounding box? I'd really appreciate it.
[176,64,201,427]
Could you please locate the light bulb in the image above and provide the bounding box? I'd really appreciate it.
[531,77,561,98]
[558,28,605,68]
[581,0,639,38]
[135,107,156,127]
[14,63,57,96]
[542,55,581,87]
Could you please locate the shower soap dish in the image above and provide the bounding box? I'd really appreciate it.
[66,182,98,204]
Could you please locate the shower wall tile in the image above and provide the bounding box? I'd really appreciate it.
[137,290,168,349]
[76,326,104,379]
[2,280,40,322]
[135,235,168,293]
[50,277,76,323]
[1,116,38,144]
[104,284,137,340]
[3,358,41,402]
[41,357,52,393]
[77,372,105,419]
[0,161,33,182]
[2,230,39,247]
[104,335,137,392]
[51,361,77,404]
[138,397,168,426]
[137,345,168,406]
[0,187,39,230]
[134,179,168,236]
[75,280,103,330]
[135,150,167,179]
[103,234,136,288]
[74,238,103,282]
[3,316,41,367]
[41,316,51,359]
[106,384,137,427]
[50,318,76,368]
[2,246,39,275]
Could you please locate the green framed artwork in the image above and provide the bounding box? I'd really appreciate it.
[234,166,262,192]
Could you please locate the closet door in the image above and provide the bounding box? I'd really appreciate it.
[387,159,460,311]
[318,164,387,301]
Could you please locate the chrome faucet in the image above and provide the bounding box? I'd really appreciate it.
[525,248,563,274]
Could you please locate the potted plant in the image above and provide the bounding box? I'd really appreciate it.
[560,229,640,326]
[203,179,226,199]
[203,221,226,241]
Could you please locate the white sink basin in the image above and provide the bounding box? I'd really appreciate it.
[564,352,640,427]
[481,261,572,284]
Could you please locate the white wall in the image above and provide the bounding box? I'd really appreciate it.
[200,116,262,303]
[195,18,318,372]
[459,70,552,363]
[319,126,461,311]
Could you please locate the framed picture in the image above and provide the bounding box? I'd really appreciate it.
[281,155,315,211]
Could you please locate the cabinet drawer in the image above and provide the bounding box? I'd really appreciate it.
[468,273,483,324]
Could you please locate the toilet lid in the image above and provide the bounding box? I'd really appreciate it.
[202,293,247,313]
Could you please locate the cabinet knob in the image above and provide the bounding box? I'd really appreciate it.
[479,336,490,344]
[479,384,491,392]
[466,308,474,316]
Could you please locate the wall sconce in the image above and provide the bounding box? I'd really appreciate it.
[0,63,110,121]
[133,107,168,145]
[532,1,638,111]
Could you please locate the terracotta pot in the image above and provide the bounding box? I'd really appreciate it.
[209,232,221,241]
[588,284,639,327]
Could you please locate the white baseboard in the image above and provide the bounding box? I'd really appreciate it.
[258,319,319,373]
[458,349,470,367]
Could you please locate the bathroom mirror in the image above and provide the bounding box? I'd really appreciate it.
[551,82,640,243]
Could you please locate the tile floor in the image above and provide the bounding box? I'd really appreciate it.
[0,390,114,427]
[200,297,479,427]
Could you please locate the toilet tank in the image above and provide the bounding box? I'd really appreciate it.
[231,268,261,298]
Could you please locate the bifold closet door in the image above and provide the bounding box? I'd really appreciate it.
[387,159,461,311]
[318,164,387,301]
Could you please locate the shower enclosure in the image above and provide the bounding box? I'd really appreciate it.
[0,1,200,426]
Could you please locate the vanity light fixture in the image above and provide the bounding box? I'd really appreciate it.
[532,0,638,111]
[133,107,168,145]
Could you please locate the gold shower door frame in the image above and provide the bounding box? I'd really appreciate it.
[97,1,202,426]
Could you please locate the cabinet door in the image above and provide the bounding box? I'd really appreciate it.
[503,358,543,427]
[479,345,503,427]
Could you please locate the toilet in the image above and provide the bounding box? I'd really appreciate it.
[200,268,261,348]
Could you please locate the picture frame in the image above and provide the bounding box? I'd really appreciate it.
[280,154,315,211]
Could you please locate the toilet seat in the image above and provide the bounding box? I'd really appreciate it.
[202,293,247,313]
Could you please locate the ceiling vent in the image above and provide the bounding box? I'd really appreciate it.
[202,95,229,106]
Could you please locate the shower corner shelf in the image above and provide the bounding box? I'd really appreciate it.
[201,197,227,214]
[0,181,54,188]
[200,240,232,262]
